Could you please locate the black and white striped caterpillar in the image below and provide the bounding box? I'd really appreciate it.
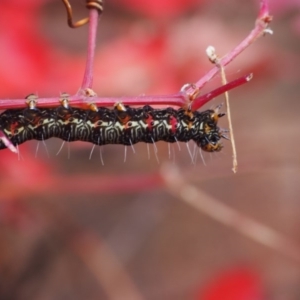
[0,101,226,152]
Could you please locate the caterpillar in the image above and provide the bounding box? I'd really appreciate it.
[0,101,226,152]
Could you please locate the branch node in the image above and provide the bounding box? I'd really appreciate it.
[61,0,104,28]
[83,88,97,98]
[86,0,104,12]
[180,83,200,105]
[206,46,219,64]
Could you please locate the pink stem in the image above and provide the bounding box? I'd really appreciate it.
[0,73,249,111]
[0,95,184,110]
[191,73,252,111]
[0,131,17,153]
[79,9,99,91]
[185,0,271,96]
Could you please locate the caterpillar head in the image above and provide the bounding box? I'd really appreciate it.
[196,108,225,152]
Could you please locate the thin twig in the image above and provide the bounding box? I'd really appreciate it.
[220,67,238,173]
[206,45,238,173]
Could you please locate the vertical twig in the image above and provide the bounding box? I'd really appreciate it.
[206,45,238,173]
[220,67,238,173]
[80,9,100,91]
[61,0,102,91]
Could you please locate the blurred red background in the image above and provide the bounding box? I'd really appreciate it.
[0,0,300,299]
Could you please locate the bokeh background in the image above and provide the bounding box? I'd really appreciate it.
[0,0,300,299]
